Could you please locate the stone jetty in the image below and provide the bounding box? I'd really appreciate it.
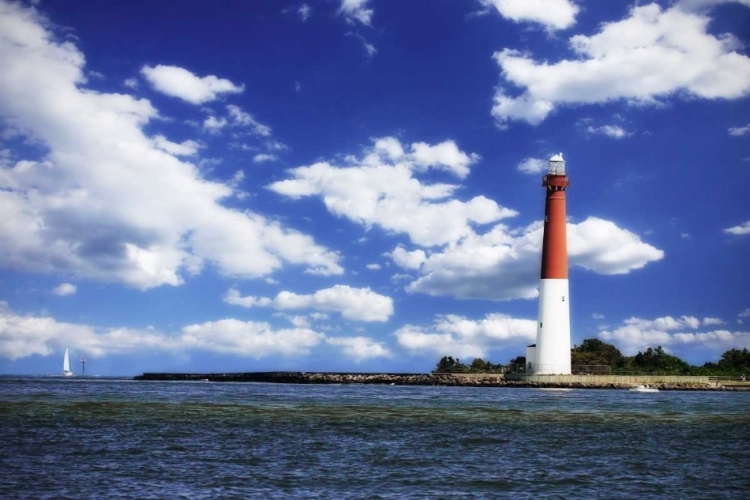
[132,372,749,390]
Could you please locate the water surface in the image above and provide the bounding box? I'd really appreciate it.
[1,378,748,499]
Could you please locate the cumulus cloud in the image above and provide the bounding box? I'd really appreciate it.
[253,153,278,163]
[326,336,391,361]
[0,306,389,363]
[141,64,244,105]
[586,125,630,139]
[268,137,514,247]
[398,217,664,301]
[0,1,342,289]
[517,157,546,175]
[492,3,750,126]
[395,313,537,359]
[123,77,138,89]
[724,221,750,235]
[203,106,271,137]
[567,218,665,275]
[203,115,228,134]
[728,123,750,136]
[389,247,427,270]
[181,319,323,357]
[52,283,76,296]
[298,3,311,22]
[226,105,271,136]
[478,0,579,30]
[223,285,394,322]
[153,135,201,156]
[339,0,373,26]
[410,141,480,179]
[346,32,377,58]
[223,288,273,308]
[703,317,725,326]
[678,0,750,12]
[599,313,750,357]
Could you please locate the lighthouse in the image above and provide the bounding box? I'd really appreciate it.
[531,153,571,375]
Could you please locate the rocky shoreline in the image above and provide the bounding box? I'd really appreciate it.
[132,372,749,390]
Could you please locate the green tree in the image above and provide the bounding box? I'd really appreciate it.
[631,346,690,374]
[571,339,625,367]
[509,356,526,372]
[434,356,468,373]
[469,358,491,372]
[717,348,750,374]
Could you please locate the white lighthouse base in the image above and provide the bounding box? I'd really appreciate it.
[533,279,571,375]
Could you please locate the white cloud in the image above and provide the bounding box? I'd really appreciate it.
[703,317,725,326]
[52,283,76,296]
[268,137,515,247]
[0,307,406,362]
[223,285,394,322]
[492,3,750,126]
[724,221,750,235]
[395,313,537,359]
[728,123,750,136]
[586,124,630,139]
[398,217,664,301]
[326,336,391,361]
[410,141,480,179]
[153,135,201,156]
[181,319,324,357]
[0,2,342,289]
[592,313,605,319]
[223,288,273,308]
[339,0,373,26]
[0,306,325,361]
[739,308,750,318]
[123,77,138,89]
[226,105,271,136]
[346,32,377,58]
[599,313,750,356]
[517,157,546,175]
[253,153,279,163]
[141,64,244,105]
[388,247,426,270]
[203,115,228,134]
[678,0,750,12]
[567,218,666,274]
[478,0,580,30]
[624,315,701,331]
[203,105,271,137]
[298,3,311,22]
[266,140,288,151]
[365,263,381,270]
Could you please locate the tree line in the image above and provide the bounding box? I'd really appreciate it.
[434,339,750,376]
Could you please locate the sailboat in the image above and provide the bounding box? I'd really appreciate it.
[62,347,74,377]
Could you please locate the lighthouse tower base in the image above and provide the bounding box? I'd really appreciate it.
[533,279,571,374]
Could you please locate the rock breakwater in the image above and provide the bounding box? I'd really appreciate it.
[132,372,748,390]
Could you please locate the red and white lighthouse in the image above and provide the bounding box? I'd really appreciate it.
[531,153,571,374]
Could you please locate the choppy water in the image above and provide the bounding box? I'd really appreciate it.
[1,378,748,499]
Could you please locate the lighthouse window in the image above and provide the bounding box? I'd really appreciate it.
[539,322,543,328]
[562,296,565,302]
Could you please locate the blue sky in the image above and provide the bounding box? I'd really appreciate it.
[1,0,749,376]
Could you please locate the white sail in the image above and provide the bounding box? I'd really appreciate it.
[63,347,73,377]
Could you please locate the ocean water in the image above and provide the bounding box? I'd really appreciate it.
[1,378,748,499]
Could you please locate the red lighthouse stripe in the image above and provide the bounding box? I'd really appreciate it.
[540,188,568,279]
